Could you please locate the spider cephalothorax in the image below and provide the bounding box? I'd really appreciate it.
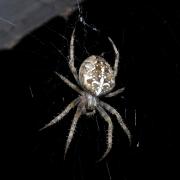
[40,29,131,161]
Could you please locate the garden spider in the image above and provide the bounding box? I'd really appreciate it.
[40,28,131,161]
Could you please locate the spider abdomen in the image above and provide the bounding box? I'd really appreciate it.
[79,55,115,96]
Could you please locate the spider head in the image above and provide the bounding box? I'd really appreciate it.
[79,55,115,96]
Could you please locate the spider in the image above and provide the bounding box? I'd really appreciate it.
[40,28,131,161]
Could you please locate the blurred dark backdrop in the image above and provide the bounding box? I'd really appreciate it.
[0,1,179,180]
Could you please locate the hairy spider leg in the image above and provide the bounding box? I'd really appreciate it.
[64,102,84,159]
[39,97,80,131]
[69,28,79,84]
[100,101,131,145]
[96,106,113,162]
[54,72,83,95]
[108,37,119,79]
[105,87,125,98]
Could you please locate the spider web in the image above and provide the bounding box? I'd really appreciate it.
[2,1,178,179]
[12,1,139,180]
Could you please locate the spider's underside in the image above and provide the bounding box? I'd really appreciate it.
[40,29,131,161]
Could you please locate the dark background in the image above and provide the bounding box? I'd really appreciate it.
[1,1,179,179]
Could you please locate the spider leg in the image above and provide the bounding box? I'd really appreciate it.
[69,28,79,84]
[39,97,80,131]
[99,101,132,145]
[64,102,84,159]
[96,105,113,162]
[55,72,83,95]
[108,37,119,78]
[105,87,125,98]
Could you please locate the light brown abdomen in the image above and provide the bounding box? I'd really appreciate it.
[79,55,115,96]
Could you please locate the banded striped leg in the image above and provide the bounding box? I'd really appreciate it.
[64,102,84,159]
[105,87,125,98]
[69,28,79,83]
[96,106,113,162]
[108,37,119,78]
[55,72,83,95]
[39,97,80,131]
[100,101,131,145]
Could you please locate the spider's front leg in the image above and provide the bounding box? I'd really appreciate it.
[64,102,84,159]
[96,106,113,162]
[100,101,132,145]
[39,97,80,131]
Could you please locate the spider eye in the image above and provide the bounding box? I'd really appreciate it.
[79,55,115,96]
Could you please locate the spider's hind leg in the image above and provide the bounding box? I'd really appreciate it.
[55,72,83,95]
[108,37,119,79]
[105,87,125,98]
[69,28,79,84]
